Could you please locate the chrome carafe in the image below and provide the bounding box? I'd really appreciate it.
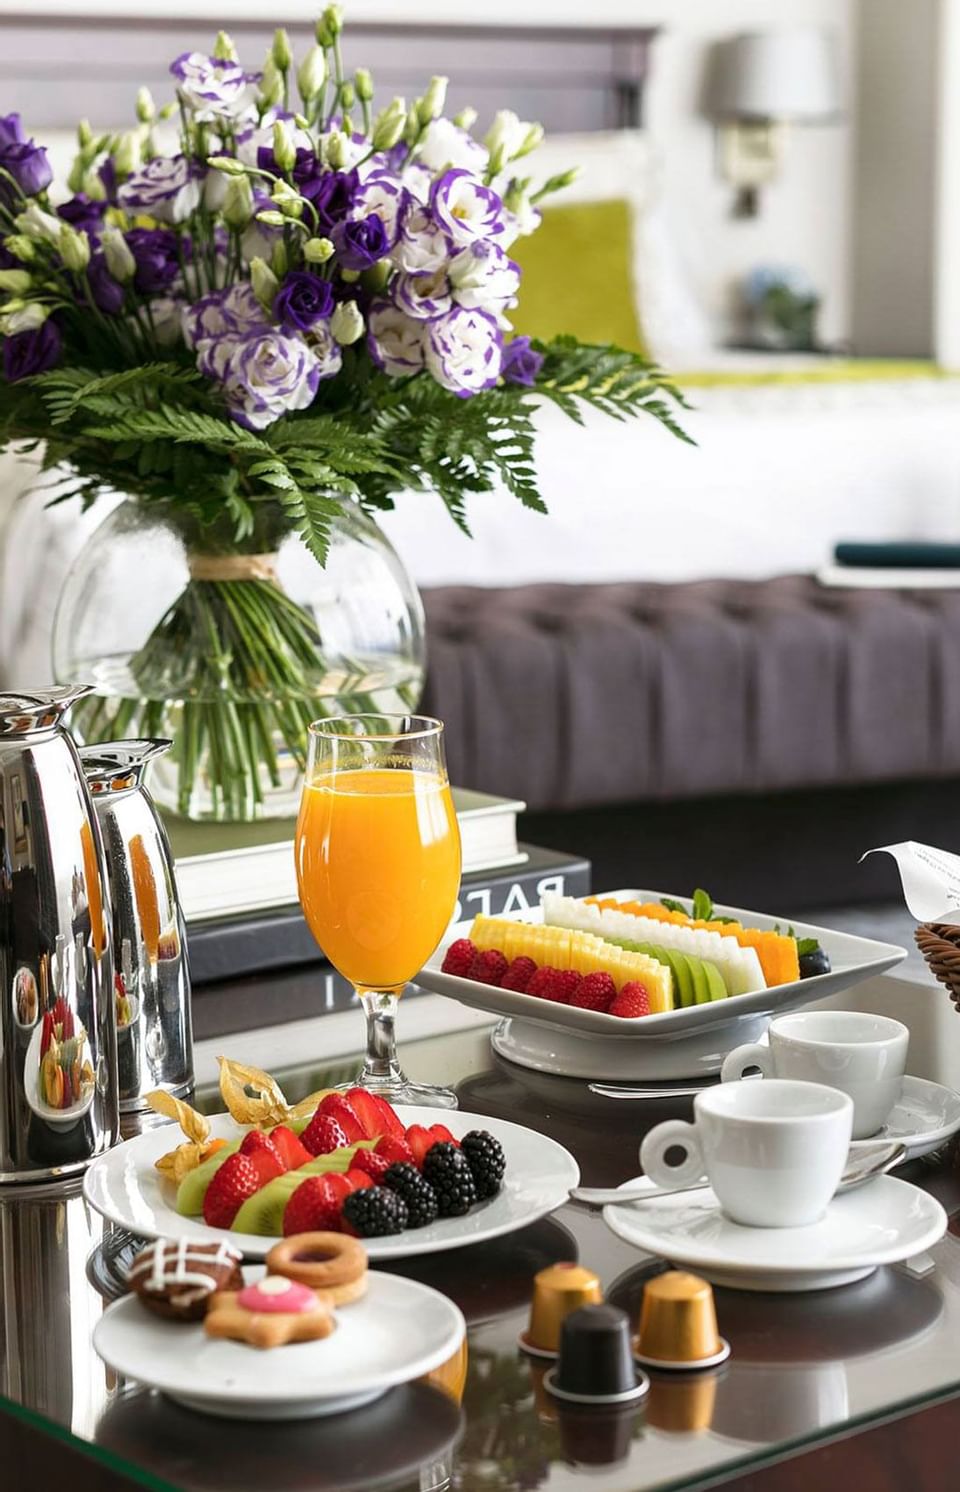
[0,686,118,1181]
[79,739,193,1112]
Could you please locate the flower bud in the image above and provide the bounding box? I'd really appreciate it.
[15,203,63,245]
[315,4,342,46]
[250,256,280,309]
[101,226,136,282]
[222,174,254,230]
[361,259,391,294]
[297,45,327,103]
[271,239,288,278]
[404,107,421,148]
[419,75,448,124]
[113,129,142,178]
[81,168,107,201]
[158,102,177,121]
[341,114,355,137]
[59,224,91,273]
[0,269,32,296]
[355,68,374,103]
[0,301,48,335]
[331,300,364,345]
[272,118,297,174]
[272,27,292,72]
[303,236,334,264]
[271,179,304,218]
[213,30,238,62]
[3,235,35,262]
[453,106,478,130]
[324,130,349,170]
[256,209,286,227]
[516,123,545,160]
[136,87,156,125]
[371,99,406,152]
[77,119,94,149]
[340,268,360,284]
[258,57,284,111]
[294,113,310,129]
[207,154,246,175]
[339,80,356,112]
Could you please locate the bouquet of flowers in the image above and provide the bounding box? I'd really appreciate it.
[0,7,688,820]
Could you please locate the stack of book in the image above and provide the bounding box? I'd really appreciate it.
[818,542,960,588]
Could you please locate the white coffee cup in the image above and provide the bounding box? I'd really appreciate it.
[640,1079,853,1228]
[720,1010,908,1139]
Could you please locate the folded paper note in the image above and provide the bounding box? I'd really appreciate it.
[862,842,960,921]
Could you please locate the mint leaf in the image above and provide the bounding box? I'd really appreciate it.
[660,897,687,914]
[692,888,714,921]
[796,937,822,956]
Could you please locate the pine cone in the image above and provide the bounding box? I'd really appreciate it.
[915,923,960,1012]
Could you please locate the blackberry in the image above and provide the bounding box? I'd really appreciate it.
[384,1162,439,1228]
[422,1141,476,1217]
[460,1130,506,1200]
[341,1185,408,1237]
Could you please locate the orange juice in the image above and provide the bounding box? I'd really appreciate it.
[295,766,460,992]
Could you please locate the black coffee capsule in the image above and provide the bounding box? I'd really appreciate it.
[546,1304,649,1406]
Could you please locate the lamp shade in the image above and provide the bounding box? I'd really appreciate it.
[707,29,840,121]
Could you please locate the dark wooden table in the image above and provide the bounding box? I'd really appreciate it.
[3,1002,960,1492]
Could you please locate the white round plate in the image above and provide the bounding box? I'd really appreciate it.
[94,1270,464,1420]
[492,1015,772,1081]
[24,1022,95,1129]
[849,1075,960,1161]
[603,1175,946,1293]
[83,1104,579,1261]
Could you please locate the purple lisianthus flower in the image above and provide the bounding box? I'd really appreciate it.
[85,253,125,314]
[197,328,323,430]
[424,305,503,397]
[182,283,267,348]
[2,318,62,382]
[118,154,201,225]
[125,228,182,294]
[98,156,118,204]
[304,167,358,236]
[501,335,543,387]
[170,52,260,123]
[58,194,107,238]
[366,298,425,378]
[332,214,389,272]
[349,173,409,249]
[430,169,504,248]
[394,269,452,322]
[273,271,335,334]
[0,113,52,205]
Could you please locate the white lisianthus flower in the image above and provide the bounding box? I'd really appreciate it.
[330,301,365,345]
[448,241,520,314]
[367,298,425,377]
[424,305,503,397]
[401,161,434,206]
[197,328,321,429]
[418,118,488,175]
[118,155,201,225]
[498,195,542,250]
[182,283,267,348]
[391,203,450,275]
[430,169,505,247]
[101,227,136,283]
[170,51,260,123]
[15,202,63,246]
[394,268,452,322]
[149,296,188,347]
[484,110,543,173]
[0,301,49,334]
[349,173,410,248]
[311,324,345,375]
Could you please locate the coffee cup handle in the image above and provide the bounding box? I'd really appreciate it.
[640,1120,706,1191]
[720,1043,774,1083]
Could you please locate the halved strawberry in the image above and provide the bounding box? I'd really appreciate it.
[203,1152,261,1229]
[239,1129,285,1184]
[375,1134,415,1167]
[318,1094,366,1144]
[301,1112,348,1157]
[405,1124,436,1169]
[282,1172,351,1236]
[269,1125,312,1171]
[428,1123,458,1147]
[345,1087,405,1141]
[352,1148,393,1184]
[344,1167,374,1192]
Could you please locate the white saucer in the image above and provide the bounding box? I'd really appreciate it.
[634,1338,731,1372]
[603,1175,946,1293]
[849,1075,960,1161]
[93,1271,465,1420]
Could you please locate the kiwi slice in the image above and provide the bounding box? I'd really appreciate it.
[230,1149,362,1236]
[175,1141,240,1217]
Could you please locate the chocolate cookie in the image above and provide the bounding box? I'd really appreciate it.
[127,1239,244,1322]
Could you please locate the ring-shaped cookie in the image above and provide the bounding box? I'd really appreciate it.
[266,1232,369,1305]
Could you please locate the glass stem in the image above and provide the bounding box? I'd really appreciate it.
[359,990,406,1085]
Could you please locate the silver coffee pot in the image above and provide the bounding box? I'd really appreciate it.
[0,686,119,1182]
[79,739,193,1113]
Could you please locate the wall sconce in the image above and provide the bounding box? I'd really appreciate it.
[706,29,840,219]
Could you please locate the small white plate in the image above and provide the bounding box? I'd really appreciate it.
[849,1075,960,1161]
[93,1270,464,1420]
[491,1015,773,1082]
[603,1175,946,1293]
[23,1022,95,1130]
[83,1104,579,1261]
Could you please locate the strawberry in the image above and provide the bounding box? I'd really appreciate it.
[405,1123,436,1169]
[502,956,537,993]
[61,1005,75,1040]
[468,949,508,986]
[317,1094,366,1144]
[570,971,616,1013]
[375,1133,415,1167]
[442,938,477,976]
[609,981,651,1018]
[282,1173,351,1236]
[352,1148,393,1184]
[344,1087,391,1141]
[239,1129,285,1184]
[269,1125,312,1171]
[366,1092,405,1140]
[344,1167,374,1192]
[39,1011,54,1059]
[203,1152,261,1229]
[428,1123,458,1147]
[301,1112,348,1157]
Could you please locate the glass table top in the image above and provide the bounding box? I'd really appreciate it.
[3,1013,960,1492]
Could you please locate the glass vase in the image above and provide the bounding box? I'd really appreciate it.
[52,498,426,823]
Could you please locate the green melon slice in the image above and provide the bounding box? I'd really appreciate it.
[175,1140,241,1217]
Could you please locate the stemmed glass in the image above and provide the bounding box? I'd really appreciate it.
[295,714,462,1109]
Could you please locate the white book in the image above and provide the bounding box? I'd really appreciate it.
[817,565,960,589]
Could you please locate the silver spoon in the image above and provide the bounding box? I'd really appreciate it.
[569,1139,907,1208]
[588,1083,708,1099]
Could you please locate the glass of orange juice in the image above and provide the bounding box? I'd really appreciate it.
[295,714,461,1108]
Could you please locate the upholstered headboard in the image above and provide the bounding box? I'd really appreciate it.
[0,11,658,133]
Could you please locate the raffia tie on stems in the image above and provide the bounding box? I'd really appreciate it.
[915,923,960,1012]
[187,552,280,582]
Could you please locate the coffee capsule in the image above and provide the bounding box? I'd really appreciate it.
[634,1271,730,1371]
[546,1304,649,1405]
[520,1261,602,1359]
[646,1372,719,1433]
[557,1401,641,1467]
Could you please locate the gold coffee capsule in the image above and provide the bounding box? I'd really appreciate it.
[520,1262,603,1357]
[646,1372,718,1433]
[635,1271,726,1368]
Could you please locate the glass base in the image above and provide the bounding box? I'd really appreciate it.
[337,1074,458,1110]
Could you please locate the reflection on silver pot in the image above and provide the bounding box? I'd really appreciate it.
[80,740,193,1112]
[0,686,119,1181]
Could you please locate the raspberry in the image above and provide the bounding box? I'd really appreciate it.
[467,949,508,986]
[351,1147,393,1184]
[527,966,560,999]
[301,1112,348,1157]
[442,938,476,976]
[570,971,616,1012]
[609,981,651,1018]
[540,969,582,1004]
[502,955,537,992]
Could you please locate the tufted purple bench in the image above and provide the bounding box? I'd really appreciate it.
[420,576,960,909]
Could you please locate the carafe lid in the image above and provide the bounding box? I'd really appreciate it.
[0,684,92,736]
[79,738,172,794]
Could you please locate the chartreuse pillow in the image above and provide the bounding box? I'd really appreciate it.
[509,197,646,355]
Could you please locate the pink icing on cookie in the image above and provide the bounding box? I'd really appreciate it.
[237,1276,319,1314]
